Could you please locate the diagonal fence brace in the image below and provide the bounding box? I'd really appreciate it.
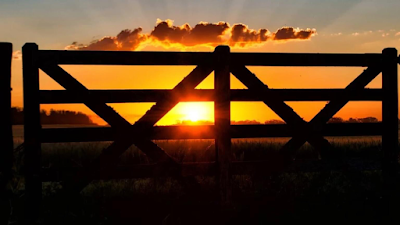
[280,66,382,159]
[230,65,331,162]
[40,63,214,192]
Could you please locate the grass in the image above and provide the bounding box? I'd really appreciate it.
[8,127,400,224]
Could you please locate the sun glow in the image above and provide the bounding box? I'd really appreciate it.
[181,102,209,122]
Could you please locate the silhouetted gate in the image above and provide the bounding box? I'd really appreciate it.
[9,42,399,219]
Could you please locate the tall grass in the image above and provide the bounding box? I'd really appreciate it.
[9,128,398,225]
[34,137,384,169]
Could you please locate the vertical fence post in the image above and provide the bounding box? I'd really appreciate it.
[0,43,13,224]
[214,45,232,205]
[22,43,41,223]
[382,48,398,219]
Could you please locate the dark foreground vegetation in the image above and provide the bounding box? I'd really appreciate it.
[6,138,400,224]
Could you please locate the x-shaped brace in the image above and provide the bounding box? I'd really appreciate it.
[40,62,214,192]
[230,65,382,162]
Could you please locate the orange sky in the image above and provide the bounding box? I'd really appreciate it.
[7,17,400,126]
[10,50,385,126]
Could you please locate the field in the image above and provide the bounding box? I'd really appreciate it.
[8,125,400,224]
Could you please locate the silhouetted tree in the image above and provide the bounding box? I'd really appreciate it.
[232,120,261,125]
[175,120,214,125]
[11,107,96,125]
[357,117,378,123]
[264,119,285,124]
[347,117,358,123]
[328,117,344,123]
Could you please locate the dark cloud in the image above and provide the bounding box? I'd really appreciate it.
[71,28,147,51]
[67,19,316,50]
[230,24,270,47]
[150,20,190,43]
[273,27,316,40]
[150,20,229,46]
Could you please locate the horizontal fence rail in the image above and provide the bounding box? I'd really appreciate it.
[38,50,383,66]
[40,123,383,143]
[39,89,383,103]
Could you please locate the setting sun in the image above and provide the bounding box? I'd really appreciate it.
[181,102,209,122]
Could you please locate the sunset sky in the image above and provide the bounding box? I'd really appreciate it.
[2,0,400,125]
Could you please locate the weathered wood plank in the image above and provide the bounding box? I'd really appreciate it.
[381,48,398,217]
[0,43,13,180]
[0,42,13,225]
[230,53,382,67]
[22,43,42,224]
[39,89,383,104]
[214,46,232,204]
[38,50,381,67]
[382,48,398,172]
[38,50,212,65]
[39,123,383,143]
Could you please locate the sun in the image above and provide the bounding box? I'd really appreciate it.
[181,103,208,122]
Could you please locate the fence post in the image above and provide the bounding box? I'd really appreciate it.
[0,42,13,224]
[22,43,41,223]
[382,48,398,220]
[214,45,232,205]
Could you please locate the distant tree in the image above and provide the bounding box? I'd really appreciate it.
[357,117,378,123]
[175,120,213,125]
[232,120,261,125]
[264,119,285,124]
[344,117,379,123]
[347,118,359,123]
[328,117,344,123]
[11,107,96,125]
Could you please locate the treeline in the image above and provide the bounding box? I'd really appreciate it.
[175,117,381,125]
[327,117,379,123]
[11,107,96,125]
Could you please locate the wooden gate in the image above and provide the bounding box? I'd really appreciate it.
[14,42,399,220]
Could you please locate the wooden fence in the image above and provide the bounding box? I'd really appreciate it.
[0,43,13,225]
[1,42,399,221]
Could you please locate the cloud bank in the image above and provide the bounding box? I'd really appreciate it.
[66,19,317,51]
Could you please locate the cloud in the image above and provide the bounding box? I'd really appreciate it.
[150,19,229,46]
[229,23,271,47]
[352,32,360,36]
[67,19,317,51]
[66,28,147,51]
[273,27,316,40]
[395,32,400,36]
